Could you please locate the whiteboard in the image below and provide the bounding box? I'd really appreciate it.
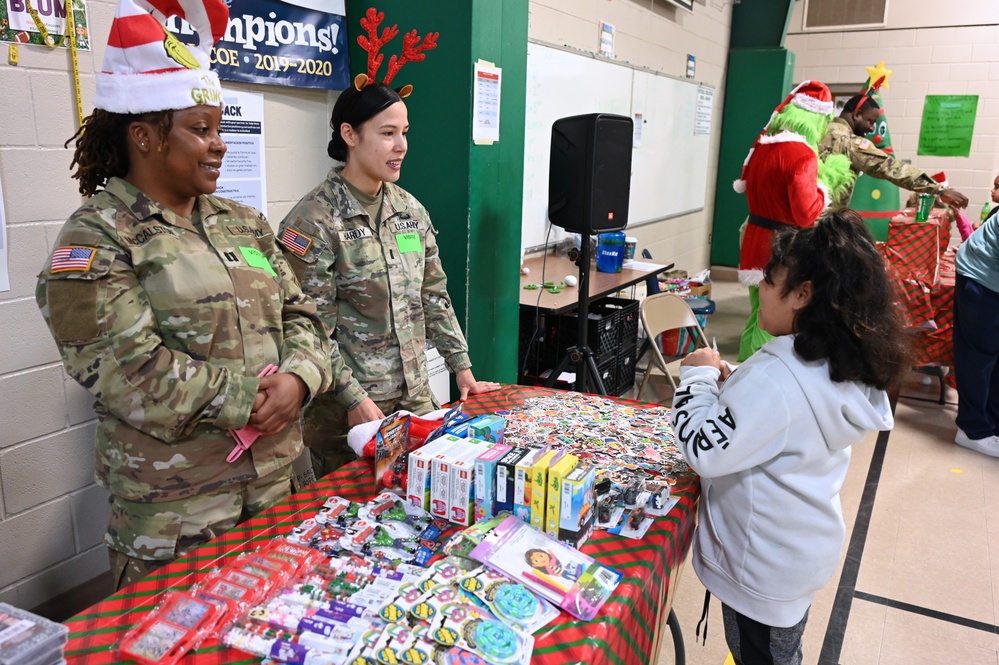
[522,42,712,250]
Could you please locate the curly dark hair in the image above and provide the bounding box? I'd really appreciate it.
[65,109,174,198]
[764,208,912,390]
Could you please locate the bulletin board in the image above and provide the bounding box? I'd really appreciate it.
[522,41,712,250]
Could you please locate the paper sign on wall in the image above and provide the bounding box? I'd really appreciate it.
[472,60,502,144]
[918,95,978,157]
[215,91,268,216]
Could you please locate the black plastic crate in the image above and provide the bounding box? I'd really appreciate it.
[595,355,617,395]
[600,297,640,349]
[544,301,619,366]
[613,344,638,396]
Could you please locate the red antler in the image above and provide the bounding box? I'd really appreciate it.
[383,29,439,85]
[357,7,399,82]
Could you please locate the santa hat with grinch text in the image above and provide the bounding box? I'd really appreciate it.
[94,0,228,114]
[733,80,834,193]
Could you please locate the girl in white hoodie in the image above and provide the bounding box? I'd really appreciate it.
[672,210,911,665]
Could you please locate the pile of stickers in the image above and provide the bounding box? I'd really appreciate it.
[498,393,690,488]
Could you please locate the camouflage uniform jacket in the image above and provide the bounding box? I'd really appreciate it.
[36,178,331,503]
[277,169,471,411]
[819,117,941,207]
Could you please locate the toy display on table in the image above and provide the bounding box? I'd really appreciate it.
[497,392,687,486]
[470,516,623,621]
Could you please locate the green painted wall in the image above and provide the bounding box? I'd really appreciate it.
[710,0,797,268]
[710,48,795,267]
[345,1,527,385]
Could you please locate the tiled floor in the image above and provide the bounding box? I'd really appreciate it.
[642,279,999,665]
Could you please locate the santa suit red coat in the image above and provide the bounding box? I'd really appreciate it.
[737,133,829,286]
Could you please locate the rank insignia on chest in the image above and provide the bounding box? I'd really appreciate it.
[51,245,96,272]
[281,227,313,256]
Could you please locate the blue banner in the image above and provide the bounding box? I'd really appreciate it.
[166,0,350,90]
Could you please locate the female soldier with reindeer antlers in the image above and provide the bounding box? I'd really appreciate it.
[277,8,500,480]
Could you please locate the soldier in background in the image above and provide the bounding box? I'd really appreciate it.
[36,0,331,589]
[278,72,500,480]
[820,94,969,209]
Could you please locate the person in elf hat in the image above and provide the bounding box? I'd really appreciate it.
[735,80,855,361]
[820,94,968,209]
[36,0,331,589]
[278,8,499,479]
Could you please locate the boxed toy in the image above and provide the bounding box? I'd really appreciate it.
[447,438,493,526]
[443,412,475,437]
[495,447,532,515]
[428,435,468,519]
[473,442,511,522]
[514,447,547,522]
[406,435,460,511]
[468,414,506,444]
[545,452,578,539]
[529,449,561,531]
[560,463,596,548]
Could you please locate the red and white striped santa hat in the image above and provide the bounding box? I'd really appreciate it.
[733,80,834,193]
[94,0,229,114]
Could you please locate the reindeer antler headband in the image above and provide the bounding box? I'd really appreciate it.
[353,7,439,98]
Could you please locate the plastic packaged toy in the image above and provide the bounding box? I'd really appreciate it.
[118,592,222,665]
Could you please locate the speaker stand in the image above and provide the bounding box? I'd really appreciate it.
[544,233,608,394]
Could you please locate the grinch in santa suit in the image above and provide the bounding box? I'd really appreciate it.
[735,80,855,361]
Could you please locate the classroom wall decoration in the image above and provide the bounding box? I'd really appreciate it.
[166,0,350,90]
[918,95,979,158]
[522,42,713,250]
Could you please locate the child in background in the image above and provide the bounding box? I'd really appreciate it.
[952,190,999,456]
[671,210,910,665]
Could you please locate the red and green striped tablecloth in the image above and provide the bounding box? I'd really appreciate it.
[63,385,698,665]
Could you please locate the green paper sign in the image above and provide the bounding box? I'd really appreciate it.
[917,95,978,157]
[238,246,277,276]
[396,233,422,253]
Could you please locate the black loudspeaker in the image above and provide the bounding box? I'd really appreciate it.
[548,113,633,234]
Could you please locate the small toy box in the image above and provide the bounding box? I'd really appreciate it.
[529,449,561,530]
[407,435,459,511]
[447,438,493,526]
[474,443,512,523]
[514,447,547,522]
[468,414,506,444]
[560,463,596,548]
[429,435,468,519]
[495,447,532,514]
[545,452,579,539]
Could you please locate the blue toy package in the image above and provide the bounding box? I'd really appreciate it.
[559,463,596,548]
[469,414,506,444]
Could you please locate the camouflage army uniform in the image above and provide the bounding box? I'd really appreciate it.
[819,117,942,207]
[278,169,470,476]
[36,178,331,586]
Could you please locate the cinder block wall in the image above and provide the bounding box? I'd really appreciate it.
[528,0,733,274]
[0,0,333,609]
[785,1,999,212]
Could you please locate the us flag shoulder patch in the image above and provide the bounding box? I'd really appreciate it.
[281,227,313,256]
[51,245,96,273]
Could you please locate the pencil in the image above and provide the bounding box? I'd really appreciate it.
[712,337,718,353]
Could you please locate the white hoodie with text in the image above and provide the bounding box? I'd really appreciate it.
[672,335,893,628]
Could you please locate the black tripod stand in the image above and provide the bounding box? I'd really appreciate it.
[543,233,607,394]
